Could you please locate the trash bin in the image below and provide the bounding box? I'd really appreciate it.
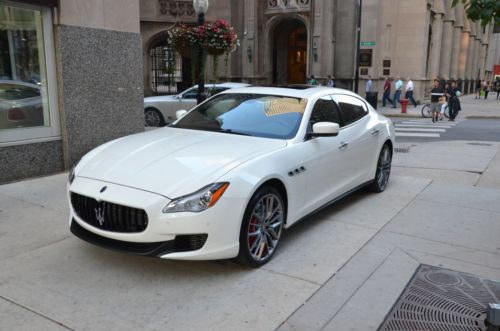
[365,92,378,110]
[400,99,409,114]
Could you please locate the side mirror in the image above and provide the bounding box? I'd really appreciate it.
[176,110,188,119]
[307,122,340,139]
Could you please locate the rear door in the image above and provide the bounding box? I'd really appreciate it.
[332,94,379,188]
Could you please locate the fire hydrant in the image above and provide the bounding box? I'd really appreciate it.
[400,99,409,114]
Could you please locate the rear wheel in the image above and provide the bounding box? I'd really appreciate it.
[145,108,165,127]
[421,104,431,118]
[369,144,392,193]
[236,186,285,267]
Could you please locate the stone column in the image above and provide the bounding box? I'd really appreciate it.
[465,20,475,83]
[428,13,444,78]
[439,0,454,79]
[458,16,470,81]
[450,5,463,79]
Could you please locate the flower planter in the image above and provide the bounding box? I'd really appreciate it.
[207,47,225,56]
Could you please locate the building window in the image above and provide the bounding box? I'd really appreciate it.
[0,2,59,145]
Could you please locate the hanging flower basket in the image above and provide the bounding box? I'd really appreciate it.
[175,43,192,58]
[207,46,226,56]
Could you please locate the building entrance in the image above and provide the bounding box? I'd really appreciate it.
[272,19,307,84]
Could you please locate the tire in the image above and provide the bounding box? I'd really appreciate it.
[236,186,286,267]
[444,105,450,118]
[144,108,165,127]
[421,104,431,118]
[369,144,392,193]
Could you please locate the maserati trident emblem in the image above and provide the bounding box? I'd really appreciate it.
[100,186,107,193]
[95,202,106,226]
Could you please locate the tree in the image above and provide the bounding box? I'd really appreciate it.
[452,0,499,28]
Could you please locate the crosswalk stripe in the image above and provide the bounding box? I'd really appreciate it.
[400,121,457,126]
[395,124,452,128]
[395,133,441,137]
[395,128,446,132]
[402,120,458,125]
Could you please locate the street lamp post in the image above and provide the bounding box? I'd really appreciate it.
[354,0,362,93]
[193,0,209,104]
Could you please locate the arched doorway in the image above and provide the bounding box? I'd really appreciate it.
[272,19,307,84]
[148,37,192,95]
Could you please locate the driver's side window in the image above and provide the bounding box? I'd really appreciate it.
[310,95,341,125]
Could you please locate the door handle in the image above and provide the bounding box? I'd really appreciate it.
[371,128,380,136]
[338,141,349,150]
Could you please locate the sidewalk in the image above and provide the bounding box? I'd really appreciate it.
[1,141,500,330]
[376,92,500,119]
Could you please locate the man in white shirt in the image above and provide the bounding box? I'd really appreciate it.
[392,76,403,108]
[365,75,373,97]
[405,77,417,107]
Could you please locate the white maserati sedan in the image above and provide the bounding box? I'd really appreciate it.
[144,82,250,127]
[68,86,395,267]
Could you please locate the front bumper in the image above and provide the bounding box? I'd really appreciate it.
[68,177,244,260]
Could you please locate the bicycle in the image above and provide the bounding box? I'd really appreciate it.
[421,103,449,119]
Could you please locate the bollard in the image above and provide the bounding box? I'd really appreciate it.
[400,99,409,114]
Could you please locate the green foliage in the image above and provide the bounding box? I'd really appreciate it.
[452,0,499,27]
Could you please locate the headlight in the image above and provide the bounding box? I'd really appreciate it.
[163,182,229,213]
[68,159,80,185]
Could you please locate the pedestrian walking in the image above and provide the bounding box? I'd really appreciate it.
[382,76,392,107]
[365,75,373,97]
[482,80,489,99]
[429,78,444,123]
[405,77,417,107]
[309,75,318,86]
[475,80,481,99]
[495,77,500,100]
[392,76,403,108]
[448,80,461,121]
[439,81,451,120]
[326,75,335,87]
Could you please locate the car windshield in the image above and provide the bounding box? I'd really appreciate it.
[171,93,307,139]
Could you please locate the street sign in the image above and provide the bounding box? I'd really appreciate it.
[360,41,376,46]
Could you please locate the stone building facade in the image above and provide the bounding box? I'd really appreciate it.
[1,0,144,183]
[140,0,493,102]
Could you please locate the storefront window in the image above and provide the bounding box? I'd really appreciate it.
[0,3,59,144]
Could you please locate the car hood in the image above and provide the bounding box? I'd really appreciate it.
[76,128,286,198]
[144,95,177,103]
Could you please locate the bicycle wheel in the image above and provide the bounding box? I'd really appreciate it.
[444,105,450,118]
[421,104,431,118]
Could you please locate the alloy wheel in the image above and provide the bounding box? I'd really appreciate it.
[145,109,161,127]
[376,145,391,191]
[246,193,284,262]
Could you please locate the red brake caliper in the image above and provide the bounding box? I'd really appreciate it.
[248,216,258,248]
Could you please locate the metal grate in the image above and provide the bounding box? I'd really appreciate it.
[71,192,148,233]
[379,264,500,331]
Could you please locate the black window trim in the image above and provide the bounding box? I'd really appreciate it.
[331,93,369,129]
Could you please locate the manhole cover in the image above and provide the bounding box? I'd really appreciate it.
[378,265,500,331]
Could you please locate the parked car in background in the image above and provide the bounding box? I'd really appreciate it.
[0,80,43,130]
[144,82,250,127]
[69,86,395,267]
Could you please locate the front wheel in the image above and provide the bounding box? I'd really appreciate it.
[369,144,392,193]
[236,186,285,267]
[421,104,431,118]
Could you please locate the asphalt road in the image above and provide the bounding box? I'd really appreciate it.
[393,118,500,143]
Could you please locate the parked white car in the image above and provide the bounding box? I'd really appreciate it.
[0,80,43,129]
[69,86,395,267]
[144,82,250,126]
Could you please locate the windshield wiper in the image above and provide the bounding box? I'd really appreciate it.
[217,128,251,136]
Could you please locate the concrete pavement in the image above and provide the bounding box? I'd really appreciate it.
[377,92,500,119]
[1,140,500,330]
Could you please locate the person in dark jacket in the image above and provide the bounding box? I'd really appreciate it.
[430,79,444,123]
[448,80,461,121]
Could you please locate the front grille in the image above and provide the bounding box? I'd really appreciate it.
[71,192,148,233]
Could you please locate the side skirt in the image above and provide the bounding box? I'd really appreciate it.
[286,180,373,229]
